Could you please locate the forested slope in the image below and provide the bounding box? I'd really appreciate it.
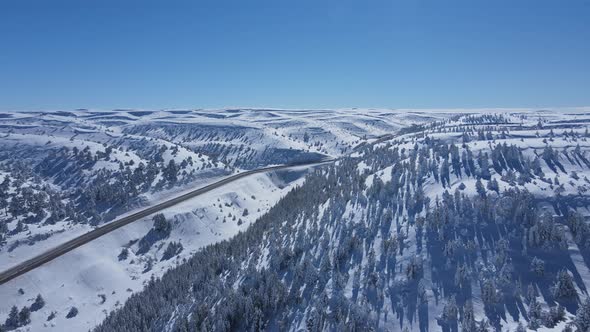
[96,111,590,331]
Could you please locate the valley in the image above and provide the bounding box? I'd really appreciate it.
[2,108,590,331]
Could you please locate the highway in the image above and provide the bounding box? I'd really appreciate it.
[0,131,401,285]
[0,159,334,285]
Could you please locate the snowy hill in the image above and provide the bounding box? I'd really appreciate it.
[4,108,590,331]
[85,107,590,332]
[0,108,448,331]
[0,108,437,268]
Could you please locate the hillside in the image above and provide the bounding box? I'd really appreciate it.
[0,108,434,268]
[90,108,590,332]
[0,108,446,331]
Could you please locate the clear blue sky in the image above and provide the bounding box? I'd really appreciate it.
[1,0,589,110]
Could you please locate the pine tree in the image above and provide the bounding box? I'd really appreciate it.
[530,257,545,276]
[553,269,577,299]
[18,306,31,326]
[442,295,458,321]
[31,293,45,311]
[118,247,129,261]
[4,305,19,329]
[486,178,499,193]
[475,179,486,198]
[575,297,590,332]
[528,296,542,329]
[66,306,79,319]
[481,279,497,304]
[461,300,476,332]
[153,213,171,235]
[166,159,178,183]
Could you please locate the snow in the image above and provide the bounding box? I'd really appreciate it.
[3,107,590,331]
[0,168,307,331]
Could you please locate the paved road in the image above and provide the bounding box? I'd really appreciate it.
[0,159,334,285]
[0,130,403,285]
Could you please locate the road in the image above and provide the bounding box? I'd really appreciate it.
[0,130,403,285]
[0,159,334,285]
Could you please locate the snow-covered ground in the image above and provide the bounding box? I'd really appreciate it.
[0,167,309,331]
[3,107,590,331]
[0,108,448,331]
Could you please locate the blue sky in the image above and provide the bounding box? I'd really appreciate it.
[1,0,589,110]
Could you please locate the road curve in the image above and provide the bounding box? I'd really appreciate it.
[0,159,335,285]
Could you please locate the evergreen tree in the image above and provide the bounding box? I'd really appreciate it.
[475,179,486,198]
[153,213,171,235]
[575,297,590,332]
[530,257,545,276]
[66,307,79,319]
[442,295,458,321]
[165,159,178,183]
[4,305,19,329]
[118,247,129,261]
[18,306,31,326]
[481,279,497,304]
[31,293,45,311]
[486,178,499,193]
[553,269,577,299]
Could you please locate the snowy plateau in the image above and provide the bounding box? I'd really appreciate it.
[1,108,590,332]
